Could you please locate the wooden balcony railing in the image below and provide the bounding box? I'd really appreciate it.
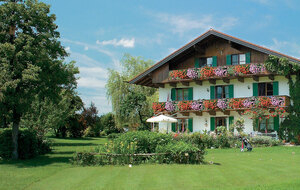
[167,63,273,84]
[152,96,290,115]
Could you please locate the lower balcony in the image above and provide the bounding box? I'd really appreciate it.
[152,96,290,116]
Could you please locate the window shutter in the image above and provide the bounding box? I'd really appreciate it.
[274,116,279,131]
[188,118,193,132]
[254,119,259,131]
[226,55,231,65]
[188,88,193,100]
[210,86,215,99]
[171,123,176,132]
[229,116,234,127]
[194,58,200,68]
[246,52,251,64]
[210,117,215,131]
[253,83,258,96]
[273,81,279,95]
[212,56,217,67]
[229,85,234,98]
[171,88,176,101]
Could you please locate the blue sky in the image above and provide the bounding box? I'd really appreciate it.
[43,0,300,114]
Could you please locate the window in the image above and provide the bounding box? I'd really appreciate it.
[257,118,274,132]
[232,54,246,65]
[215,85,229,99]
[199,57,213,67]
[215,117,227,130]
[258,82,273,96]
[176,88,189,101]
[175,119,189,133]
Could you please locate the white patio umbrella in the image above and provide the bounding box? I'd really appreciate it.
[146,115,177,133]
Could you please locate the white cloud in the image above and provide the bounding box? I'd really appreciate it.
[268,38,300,59]
[96,38,135,48]
[84,46,89,51]
[77,77,106,88]
[151,12,238,35]
[65,46,71,53]
[79,67,108,79]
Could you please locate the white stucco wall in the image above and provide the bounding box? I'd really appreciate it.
[158,75,290,134]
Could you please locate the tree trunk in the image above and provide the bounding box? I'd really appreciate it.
[12,110,20,160]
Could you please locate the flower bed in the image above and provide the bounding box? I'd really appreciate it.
[153,96,287,113]
[168,63,267,81]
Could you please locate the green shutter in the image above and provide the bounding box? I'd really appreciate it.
[273,81,279,95]
[212,56,217,67]
[246,52,251,64]
[253,83,258,96]
[188,118,193,132]
[226,55,231,65]
[188,88,193,100]
[171,88,176,101]
[194,58,200,68]
[274,116,279,131]
[171,123,176,132]
[210,117,215,131]
[229,85,234,98]
[254,119,259,131]
[210,86,215,99]
[229,116,234,126]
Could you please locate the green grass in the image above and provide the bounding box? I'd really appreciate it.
[0,137,300,190]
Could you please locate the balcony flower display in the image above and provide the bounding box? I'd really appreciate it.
[229,98,244,109]
[203,100,217,110]
[177,101,192,111]
[243,97,257,108]
[165,101,175,112]
[152,102,166,113]
[257,96,271,107]
[214,66,228,77]
[169,69,188,80]
[200,66,215,78]
[271,96,285,107]
[249,63,266,74]
[190,100,203,111]
[217,99,228,110]
[234,64,250,75]
[187,68,198,79]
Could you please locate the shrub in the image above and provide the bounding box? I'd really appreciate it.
[113,131,173,153]
[156,141,204,164]
[249,136,281,147]
[0,128,51,159]
[71,152,96,166]
[107,133,121,139]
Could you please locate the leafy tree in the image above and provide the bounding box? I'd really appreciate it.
[0,0,78,159]
[100,112,119,134]
[106,54,157,130]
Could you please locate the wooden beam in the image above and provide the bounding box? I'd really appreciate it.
[181,112,190,116]
[222,78,230,83]
[195,111,202,116]
[143,80,153,86]
[237,76,244,83]
[208,79,216,85]
[268,74,274,81]
[208,110,216,116]
[222,110,230,115]
[252,75,259,82]
[169,82,177,87]
[157,83,164,88]
[194,80,202,86]
[181,81,189,86]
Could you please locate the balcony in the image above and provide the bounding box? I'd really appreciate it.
[152,96,290,116]
[166,63,275,86]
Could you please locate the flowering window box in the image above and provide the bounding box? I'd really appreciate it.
[168,63,268,82]
[152,96,289,114]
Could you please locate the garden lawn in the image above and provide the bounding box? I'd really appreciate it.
[0,138,300,190]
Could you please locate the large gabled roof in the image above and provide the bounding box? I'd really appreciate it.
[129,29,300,84]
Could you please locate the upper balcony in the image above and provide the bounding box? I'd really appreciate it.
[152,95,290,116]
[164,63,276,86]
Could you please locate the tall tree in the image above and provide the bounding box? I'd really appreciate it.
[0,0,78,159]
[106,54,157,130]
